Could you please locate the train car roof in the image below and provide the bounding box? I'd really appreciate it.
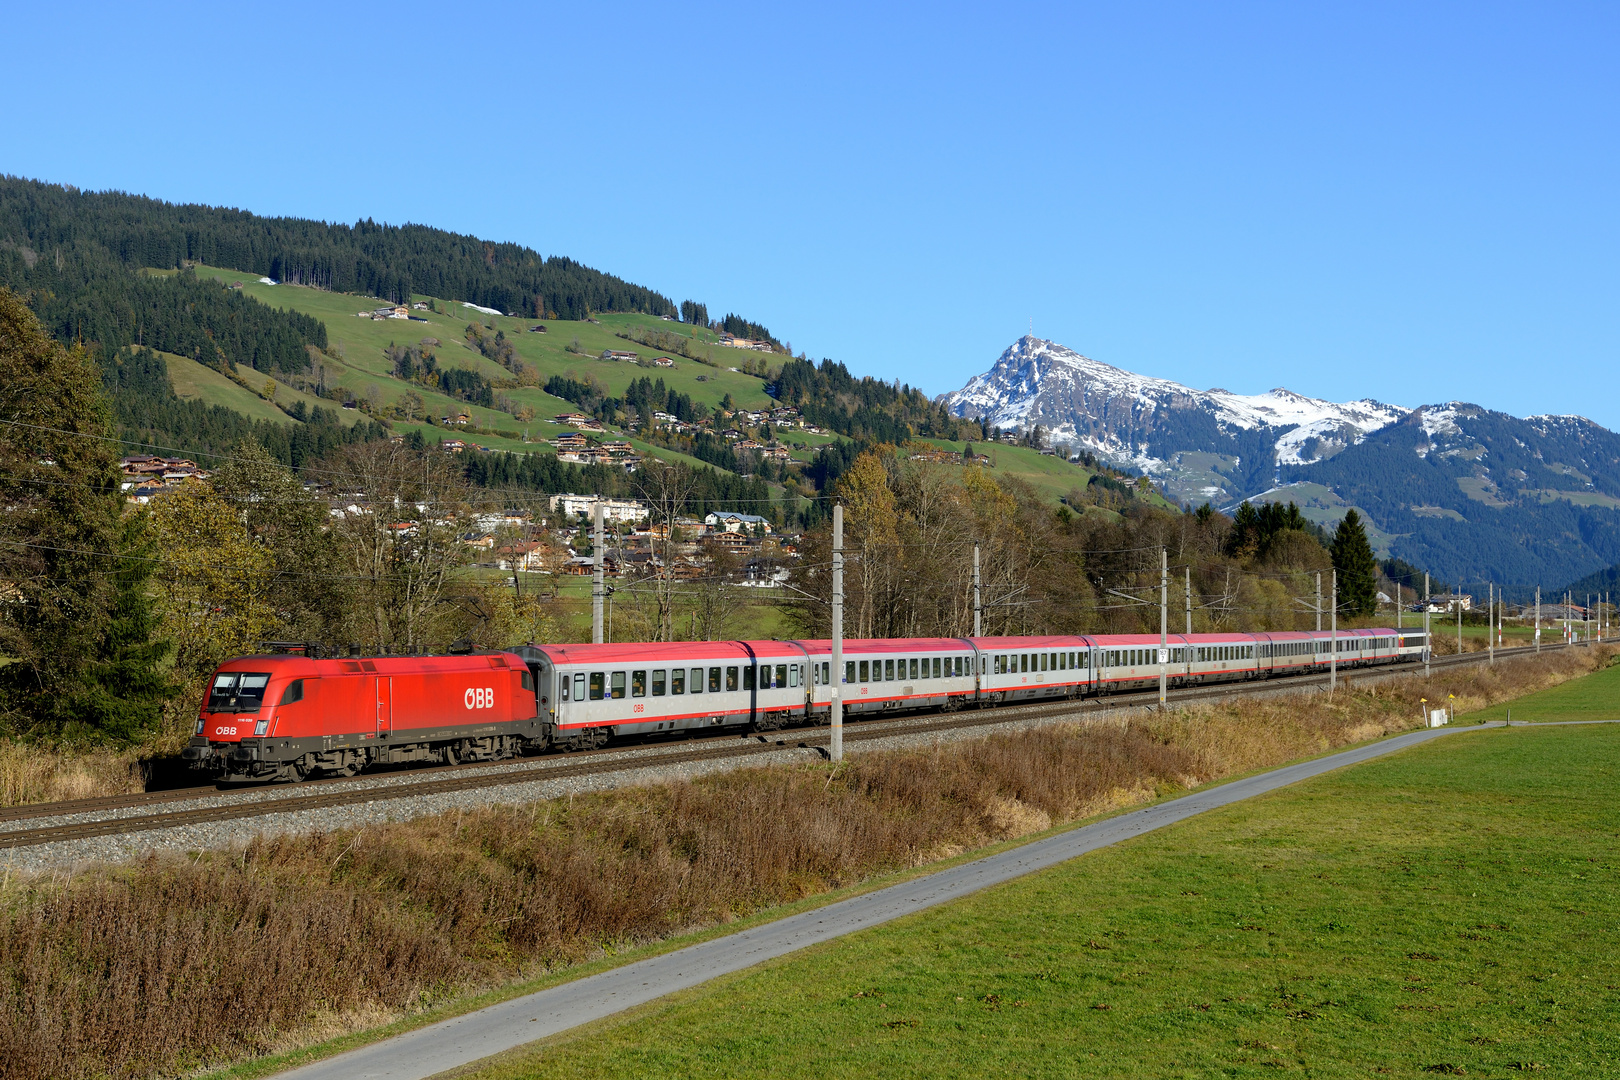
[527,640,805,665]
[791,637,973,656]
[967,635,1089,649]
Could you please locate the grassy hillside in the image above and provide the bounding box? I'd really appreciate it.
[194,266,774,434]
[160,350,366,427]
[920,438,1178,512]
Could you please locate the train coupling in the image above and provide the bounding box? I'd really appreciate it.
[181,736,217,764]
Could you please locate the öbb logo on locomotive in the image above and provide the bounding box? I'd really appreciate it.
[183,630,1429,783]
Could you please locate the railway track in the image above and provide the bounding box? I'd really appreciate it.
[0,641,1573,852]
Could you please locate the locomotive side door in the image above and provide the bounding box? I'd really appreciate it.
[376,676,392,737]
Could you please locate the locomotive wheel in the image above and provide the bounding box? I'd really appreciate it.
[443,745,459,766]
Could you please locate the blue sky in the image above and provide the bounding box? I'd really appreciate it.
[4,2,1616,425]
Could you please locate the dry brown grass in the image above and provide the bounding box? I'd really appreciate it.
[0,741,145,807]
[0,646,1610,1080]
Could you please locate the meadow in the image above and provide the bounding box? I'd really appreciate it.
[465,674,1620,1080]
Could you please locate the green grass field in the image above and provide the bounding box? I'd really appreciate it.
[190,265,775,439]
[160,350,367,428]
[1462,652,1620,724]
[467,721,1620,1078]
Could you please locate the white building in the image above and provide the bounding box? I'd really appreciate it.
[705,511,772,535]
[548,493,649,524]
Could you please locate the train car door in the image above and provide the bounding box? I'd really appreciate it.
[376,676,392,737]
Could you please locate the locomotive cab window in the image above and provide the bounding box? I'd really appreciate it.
[520,671,533,692]
[278,678,305,706]
[208,672,271,713]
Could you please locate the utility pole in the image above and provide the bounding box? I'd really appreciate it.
[1488,583,1494,665]
[1315,571,1322,633]
[831,504,844,763]
[1330,568,1338,692]
[1457,585,1463,655]
[591,502,605,645]
[972,543,982,638]
[1159,548,1168,709]
[1424,572,1431,677]
[1535,586,1541,653]
[1184,566,1192,635]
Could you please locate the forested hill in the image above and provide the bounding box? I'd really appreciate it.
[0,175,677,320]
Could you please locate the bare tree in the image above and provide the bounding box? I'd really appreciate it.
[633,462,694,640]
[326,442,486,651]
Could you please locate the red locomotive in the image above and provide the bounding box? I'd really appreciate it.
[182,649,543,782]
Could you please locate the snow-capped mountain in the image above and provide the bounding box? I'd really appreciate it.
[943,335,1408,468]
[940,336,1408,501]
[939,337,1620,595]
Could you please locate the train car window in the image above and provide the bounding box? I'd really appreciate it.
[278,679,305,705]
[906,658,916,680]
[860,660,870,682]
[610,672,626,700]
[589,672,605,700]
[774,663,787,688]
[743,666,755,691]
[714,667,727,693]
[885,659,895,680]
[574,673,586,700]
[692,667,705,694]
[560,677,571,702]
[788,666,799,688]
[672,668,685,694]
[931,657,940,678]
[652,670,666,696]
[632,670,646,697]
[845,661,855,684]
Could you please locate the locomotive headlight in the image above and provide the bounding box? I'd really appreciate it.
[254,719,269,737]
[194,718,205,735]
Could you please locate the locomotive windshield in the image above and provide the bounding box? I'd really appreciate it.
[206,672,271,713]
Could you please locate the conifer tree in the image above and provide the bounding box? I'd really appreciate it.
[1331,508,1379,617]
[0,287,169,741]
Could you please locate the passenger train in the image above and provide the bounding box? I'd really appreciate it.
[184,628,1429,781]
